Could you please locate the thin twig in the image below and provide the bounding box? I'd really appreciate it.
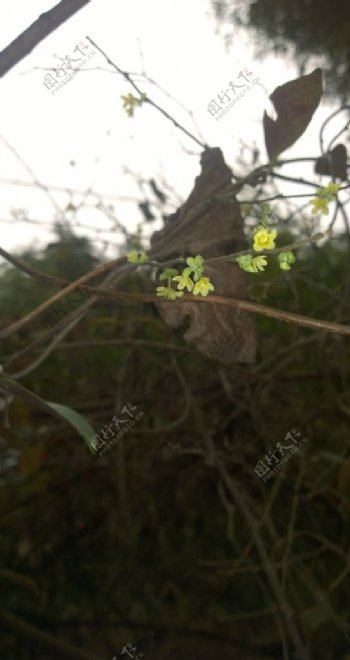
[0,608,105,660]
[85,36,208,150]
[205,230,330,263]
[210,456,310,659]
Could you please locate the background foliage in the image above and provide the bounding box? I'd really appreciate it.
[1,221,350,659]
[212,0,350,102]
[1,2,350,657]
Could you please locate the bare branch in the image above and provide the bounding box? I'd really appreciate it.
[0,0,91,78]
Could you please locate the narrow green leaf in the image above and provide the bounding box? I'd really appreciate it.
[0,372,96,454]
[47,402,96,453]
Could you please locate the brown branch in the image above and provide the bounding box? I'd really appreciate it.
[8,616,278,652]
[0,254,129,339]
[46,339,192,353]
[0,372,73,424]
[1,241,350,340]
[4,283,350,375]
[0,608,105,660]
[0,0,91,78]
[51,285,350,337]
[1,244,350,377]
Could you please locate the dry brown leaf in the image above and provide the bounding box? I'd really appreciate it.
[149,147,256,365]
[314,143,348,180]
[263,68,323,161]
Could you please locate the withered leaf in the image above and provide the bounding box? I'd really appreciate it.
[314,143,347,180]
[149,147,256,365]
[263,68,323,161]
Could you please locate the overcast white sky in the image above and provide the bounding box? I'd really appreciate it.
[0,0,346,259]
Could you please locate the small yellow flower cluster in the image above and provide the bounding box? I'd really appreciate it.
[237,183,340,277]
[237,217,296,274]
[156,255,214,300]
[121,92,147,117]
[309,182,340,215]
[236,223,278,275]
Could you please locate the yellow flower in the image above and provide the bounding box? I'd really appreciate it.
[253,227,277,252]
[173,274,194,292]
[156,286,184,300]
[252,256,268,272]
[237,254,268,273]
[310,182,340,214]
[192,277,214,296]
[309,197,329,215]
[325,182,340,195]
[121,92,147,117]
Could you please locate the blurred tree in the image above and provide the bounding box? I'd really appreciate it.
[212,0,350,102]
[0,223,100,323]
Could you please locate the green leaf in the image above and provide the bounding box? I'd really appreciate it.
[47,402,96,454]
[160,268,178,281]
[0,372,96,454]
